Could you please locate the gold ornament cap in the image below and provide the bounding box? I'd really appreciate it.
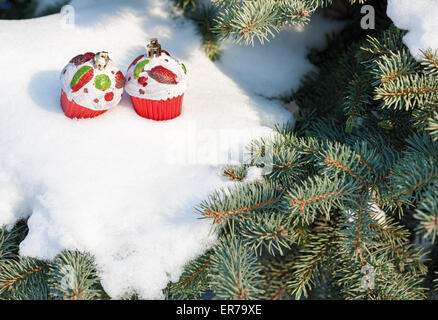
[146,38,162,58]
[93,51,110,70]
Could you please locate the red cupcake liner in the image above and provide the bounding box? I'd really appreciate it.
[131,94,183,121]
[61,89,107,119]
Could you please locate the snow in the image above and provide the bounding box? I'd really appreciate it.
[218,15,343,98]
[387,0,438,60]
[0,0,342,298]
[242,166,265,184]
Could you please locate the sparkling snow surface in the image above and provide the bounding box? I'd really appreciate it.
[388,0,438,60]
[0,0,343,298]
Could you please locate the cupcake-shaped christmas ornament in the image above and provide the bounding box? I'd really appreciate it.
[125,39,188,120]
[60,51,125,119]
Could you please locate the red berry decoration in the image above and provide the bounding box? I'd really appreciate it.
[104,92,114,101]
[70,54,86,66]
[147,66,177,85]
[115,71,125,89]
[138,76,148,87]
[83,52,96,61]
[115,71,124,82]
[70,52,96,66]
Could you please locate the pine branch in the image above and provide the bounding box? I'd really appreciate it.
[238,212,296,256]
[412,100,438,129]
[344,74,373,133]
[223,164,248,181]
[0,257,49,300]
[421,49,438,77]
[358,25,405,64]
[284,175,361,223]
[427,111,438,141]
[389,154,438,206]
[213,0,281,45]
[371,49,418,86]
[209,236,263,300]
[259,251,297,300]
[375,74,438,111]
[341,199,378,266]
[288,217,339,299]
[305,140,382,186]
[198,181,281,224]
[414,187,438,243]
[0,223,27,262]
[48,250,104,300]
[212,0,329,45]
[165,251,212,299]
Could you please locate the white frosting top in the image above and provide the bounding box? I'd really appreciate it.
[125,52,188,100]
[60,55,124,111]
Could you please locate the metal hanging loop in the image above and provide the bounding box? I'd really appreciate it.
[93,51,110,70]
[146,38,162,58]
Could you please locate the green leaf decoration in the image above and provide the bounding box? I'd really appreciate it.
[181,63,187,74]
[134,59,150,79]
[94,74,111,91]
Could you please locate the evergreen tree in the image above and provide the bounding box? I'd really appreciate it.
[0,0,69,19]
[1,0,437,300]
